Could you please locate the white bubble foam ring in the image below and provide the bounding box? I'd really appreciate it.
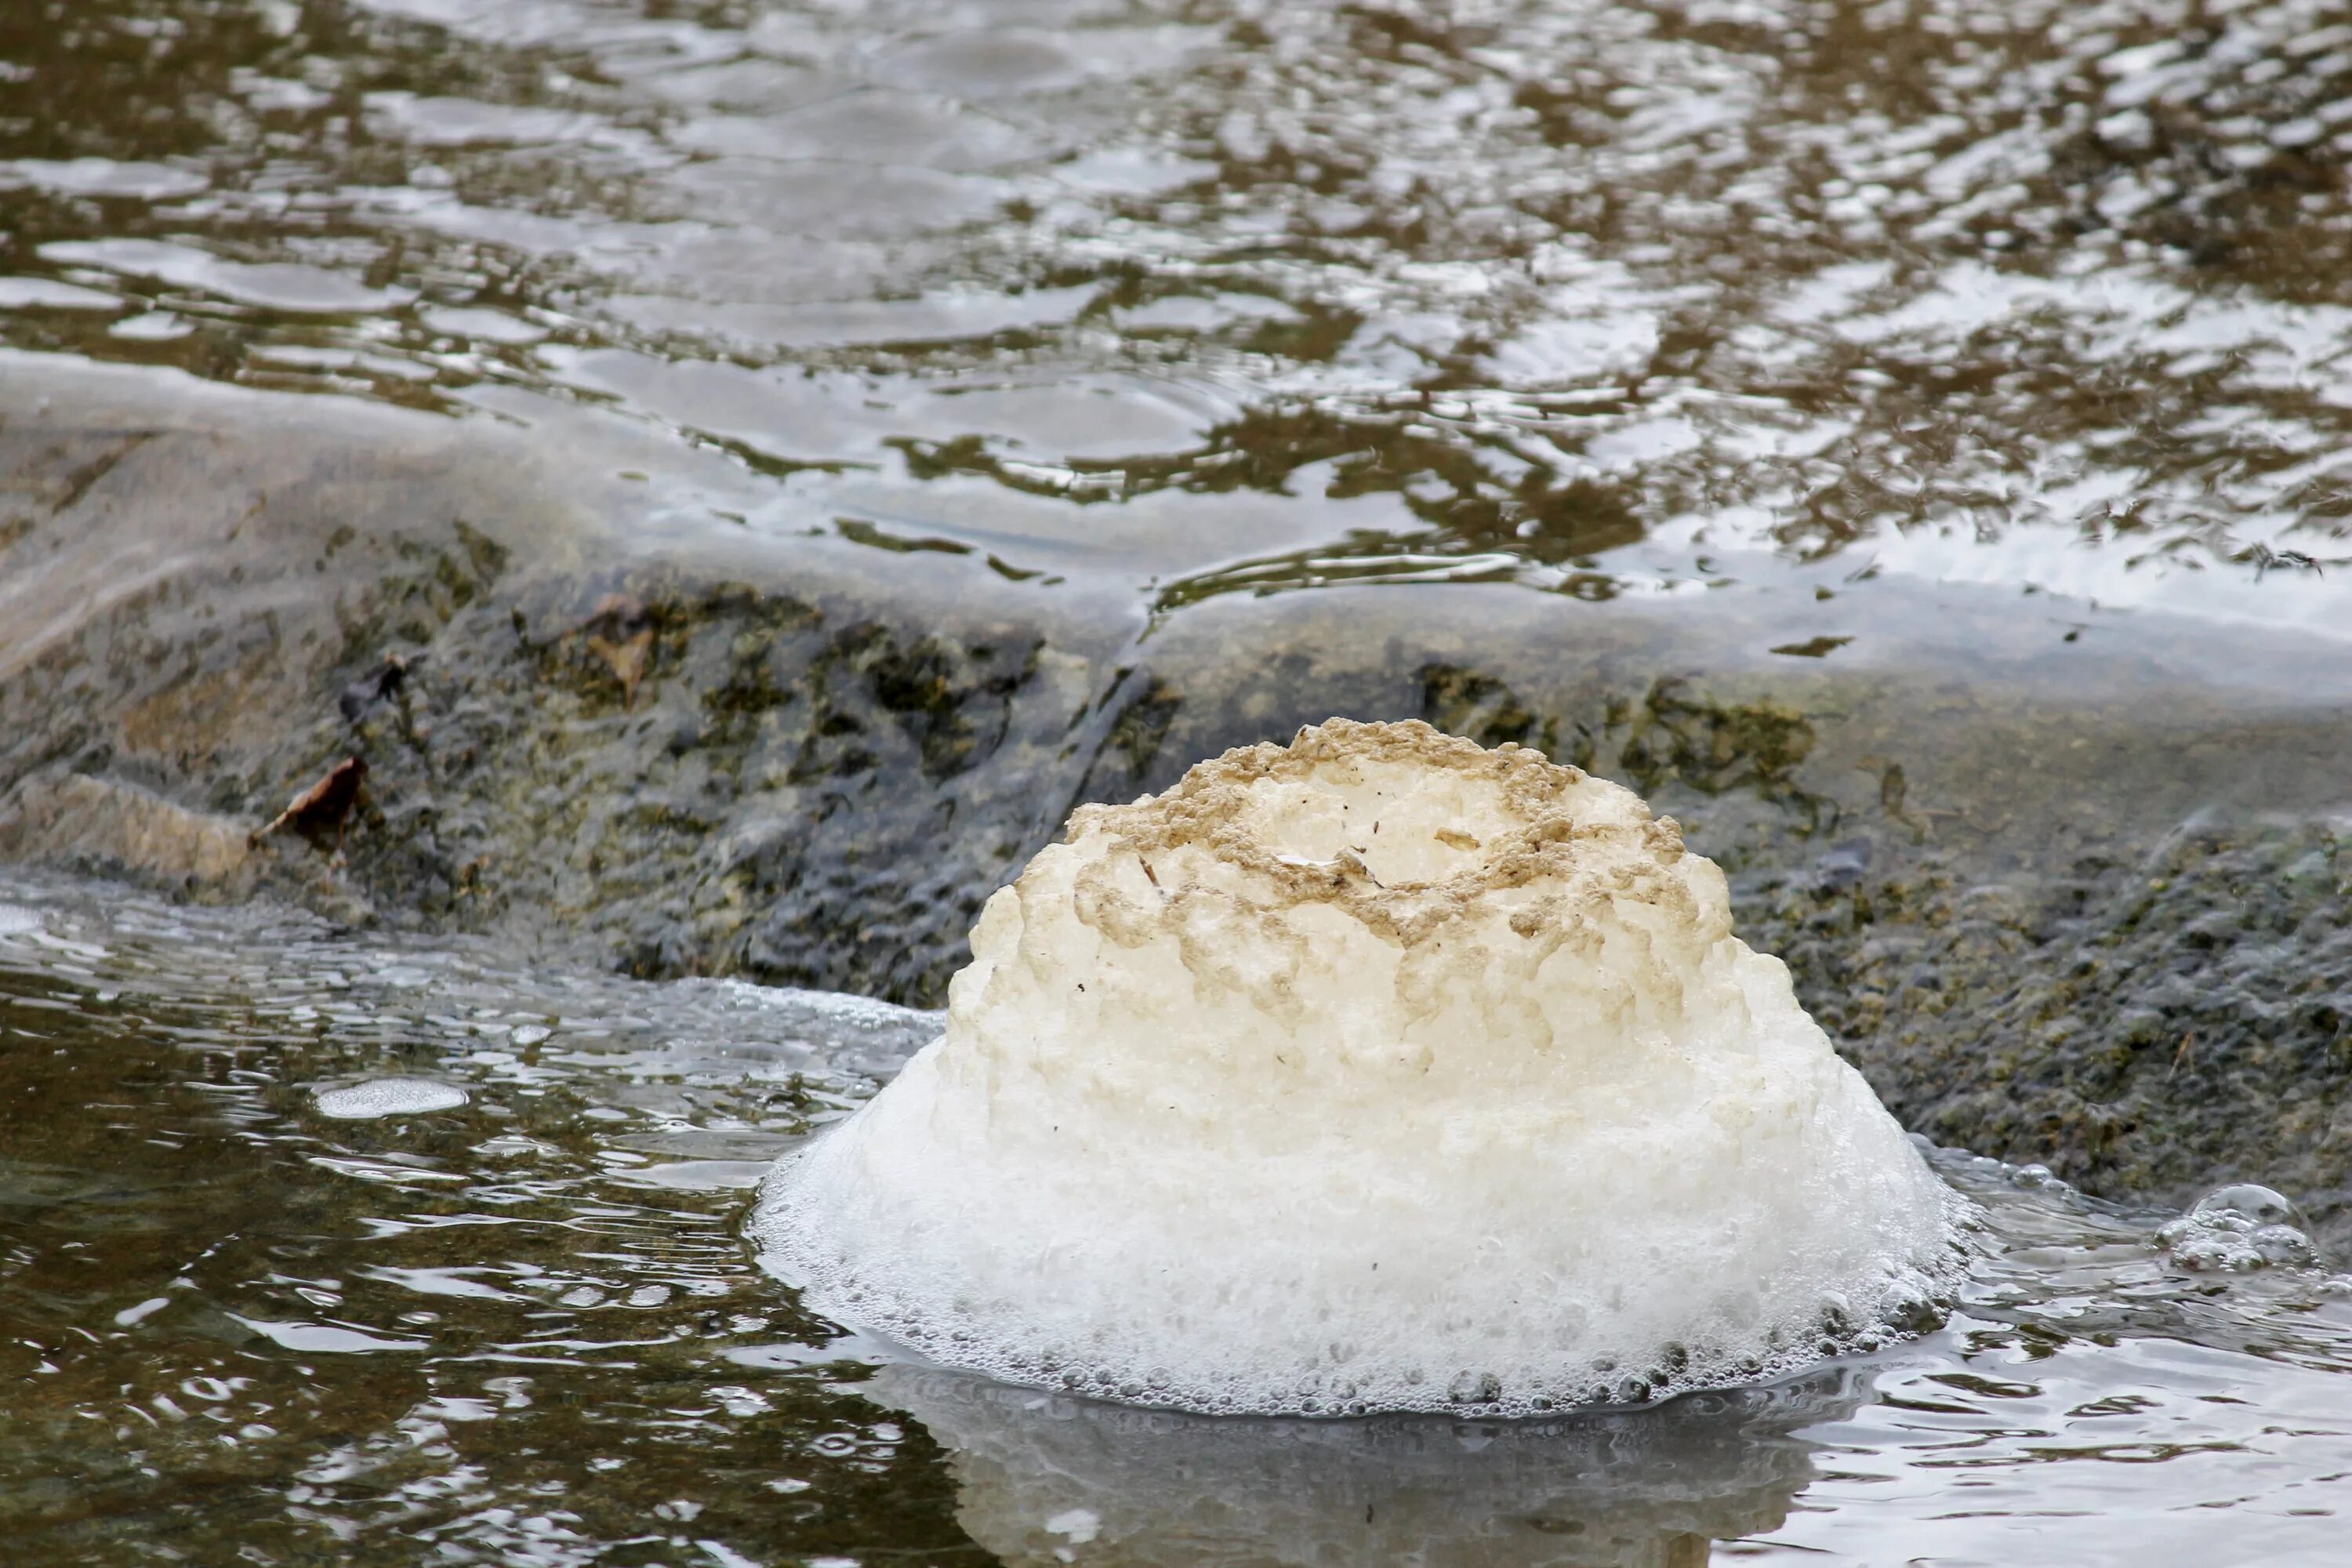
[755,720,1966,1414]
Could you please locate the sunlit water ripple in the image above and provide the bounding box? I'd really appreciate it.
[3,0,2350,634]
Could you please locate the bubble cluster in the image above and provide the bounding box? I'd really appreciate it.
[2156,1184,2322,1272]
[756,720,1967,1414]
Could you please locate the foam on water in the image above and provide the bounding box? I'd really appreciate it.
[2155,1183,2324,1272]
[0,902,43,935]
[314,1077,470,1120]
[754,720,1966,1414]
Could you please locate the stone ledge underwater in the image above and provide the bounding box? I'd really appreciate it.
[5,351,2352,1247]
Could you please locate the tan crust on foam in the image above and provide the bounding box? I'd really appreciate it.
[1064,717,1699,953]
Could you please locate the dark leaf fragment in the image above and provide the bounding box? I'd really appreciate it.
[339,652,415,724]
[1769,635,1853,659]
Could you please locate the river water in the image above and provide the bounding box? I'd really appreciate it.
[8,1,2352,1563]
[4,874,2352,1566]
[4,0,2350,628]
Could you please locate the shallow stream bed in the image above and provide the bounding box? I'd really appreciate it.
[5,874,2352,1567]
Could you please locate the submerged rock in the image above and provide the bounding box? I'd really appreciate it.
[2,353,2350,1244]
[756,720,1964,1414]
[0,771,256,894]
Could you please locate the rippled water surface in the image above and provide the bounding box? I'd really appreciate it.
[9,3,2352,1563]
[4,0,2351,631]
[5,874,2352,1566]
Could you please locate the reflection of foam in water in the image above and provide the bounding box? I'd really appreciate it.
[873,1361,1862,1568]
[313,1077,470,1120]
[758,721,1964,1414]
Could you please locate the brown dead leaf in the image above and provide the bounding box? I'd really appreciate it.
[253,757,368,851]
[583,593,654,710]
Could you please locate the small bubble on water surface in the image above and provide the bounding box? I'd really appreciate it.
[2249,1224,2320,1268]
[2192,1183,2304,1229]
[2158,1183,2321,1271]
[312,1077,470,1120]
[1446,1370,1502,1404]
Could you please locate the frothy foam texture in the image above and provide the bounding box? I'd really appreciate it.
[755,720,1965,1414]
[314,1077,470,1120]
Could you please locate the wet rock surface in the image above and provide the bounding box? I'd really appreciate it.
[0,355,1133,993]
[5,354,2352,1243]
[1765,819,2352,1234]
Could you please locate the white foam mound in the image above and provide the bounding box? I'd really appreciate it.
[754,720,1965,1415]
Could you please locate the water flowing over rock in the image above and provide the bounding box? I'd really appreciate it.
[4,358,2352,1248]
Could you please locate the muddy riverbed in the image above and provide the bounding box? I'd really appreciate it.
[5,0,2352,1562]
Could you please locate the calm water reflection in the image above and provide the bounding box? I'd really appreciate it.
[4,873,2351,1566]
[2,0,2349,632]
